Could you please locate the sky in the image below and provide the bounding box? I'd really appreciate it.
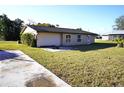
[0,5,124,34]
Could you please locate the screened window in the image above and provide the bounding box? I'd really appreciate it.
[66,35,71,43]
[77,35,81,42]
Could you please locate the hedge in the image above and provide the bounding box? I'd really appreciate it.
[21,33,36,47]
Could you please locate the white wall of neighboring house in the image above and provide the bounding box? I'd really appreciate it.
[37,32,61,47]
[109,35,124,40]
[102,35,109,40]
[102,35,124,40]
[102,35,117,40]
[109,35,114,40]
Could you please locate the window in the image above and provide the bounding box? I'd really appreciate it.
[118,35,124,39]
[87,35,90,38]
[66,35,71,43]
[77,35,81,42]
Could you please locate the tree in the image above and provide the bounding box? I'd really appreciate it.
[76,28,82,30]
[113,16,124,30]
[13,18,23,40]
[27,19,35,25]
[0,14,23,41]
[56,24,59,27]
[0,14,11,40]
[115,37,124,47]
[33,23,56,28]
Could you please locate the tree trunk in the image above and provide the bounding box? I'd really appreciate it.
[117,43,123,47]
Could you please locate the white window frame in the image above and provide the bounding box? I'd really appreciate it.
[77,34,81,42]
[66,34,71,43]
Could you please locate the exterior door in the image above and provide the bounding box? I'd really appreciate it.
[87,35,91,44]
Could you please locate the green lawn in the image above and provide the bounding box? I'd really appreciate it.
[0,40,124,87]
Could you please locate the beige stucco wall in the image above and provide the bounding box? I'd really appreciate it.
[62,34,95,46]
[37,32,61,47]
[91,35,95,44]
[23,26,38,36]
[37,33,95,47]
[102,35,109,40]
[90,35,95,43]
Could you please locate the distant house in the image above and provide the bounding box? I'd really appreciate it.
[102,30,124,40]
[22,25,97,47]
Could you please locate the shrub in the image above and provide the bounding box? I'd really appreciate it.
[114,37,124,47]
[21,33,36,47]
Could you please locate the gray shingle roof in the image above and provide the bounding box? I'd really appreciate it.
[28,25,97,35]
[102,30,124,35]
[109,30,124,35]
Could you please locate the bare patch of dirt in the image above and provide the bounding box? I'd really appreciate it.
[25,74,57,87]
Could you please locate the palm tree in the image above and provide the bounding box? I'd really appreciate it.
[115,37,124,47]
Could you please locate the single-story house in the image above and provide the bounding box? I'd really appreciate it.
[102,30,124,40]
[22,25,97,47]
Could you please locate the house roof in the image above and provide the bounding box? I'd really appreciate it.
[102,30,124,36]
[28,25,98,35]
[109,30,124,35]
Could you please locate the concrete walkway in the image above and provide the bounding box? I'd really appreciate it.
[43,48,67,52]
[0,50,70,87]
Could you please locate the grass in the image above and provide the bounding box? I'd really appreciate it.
[0,40,124,87]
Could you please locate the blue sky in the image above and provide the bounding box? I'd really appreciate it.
[0,5,124,34]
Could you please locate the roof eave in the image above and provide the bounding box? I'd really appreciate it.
[37,30,98,35]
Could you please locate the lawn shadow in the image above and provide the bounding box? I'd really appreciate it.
[0,50,19,61]
[68,42,117,52]
[41,42,117,52]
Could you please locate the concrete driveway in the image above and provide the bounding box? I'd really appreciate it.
[0,50,70,87]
